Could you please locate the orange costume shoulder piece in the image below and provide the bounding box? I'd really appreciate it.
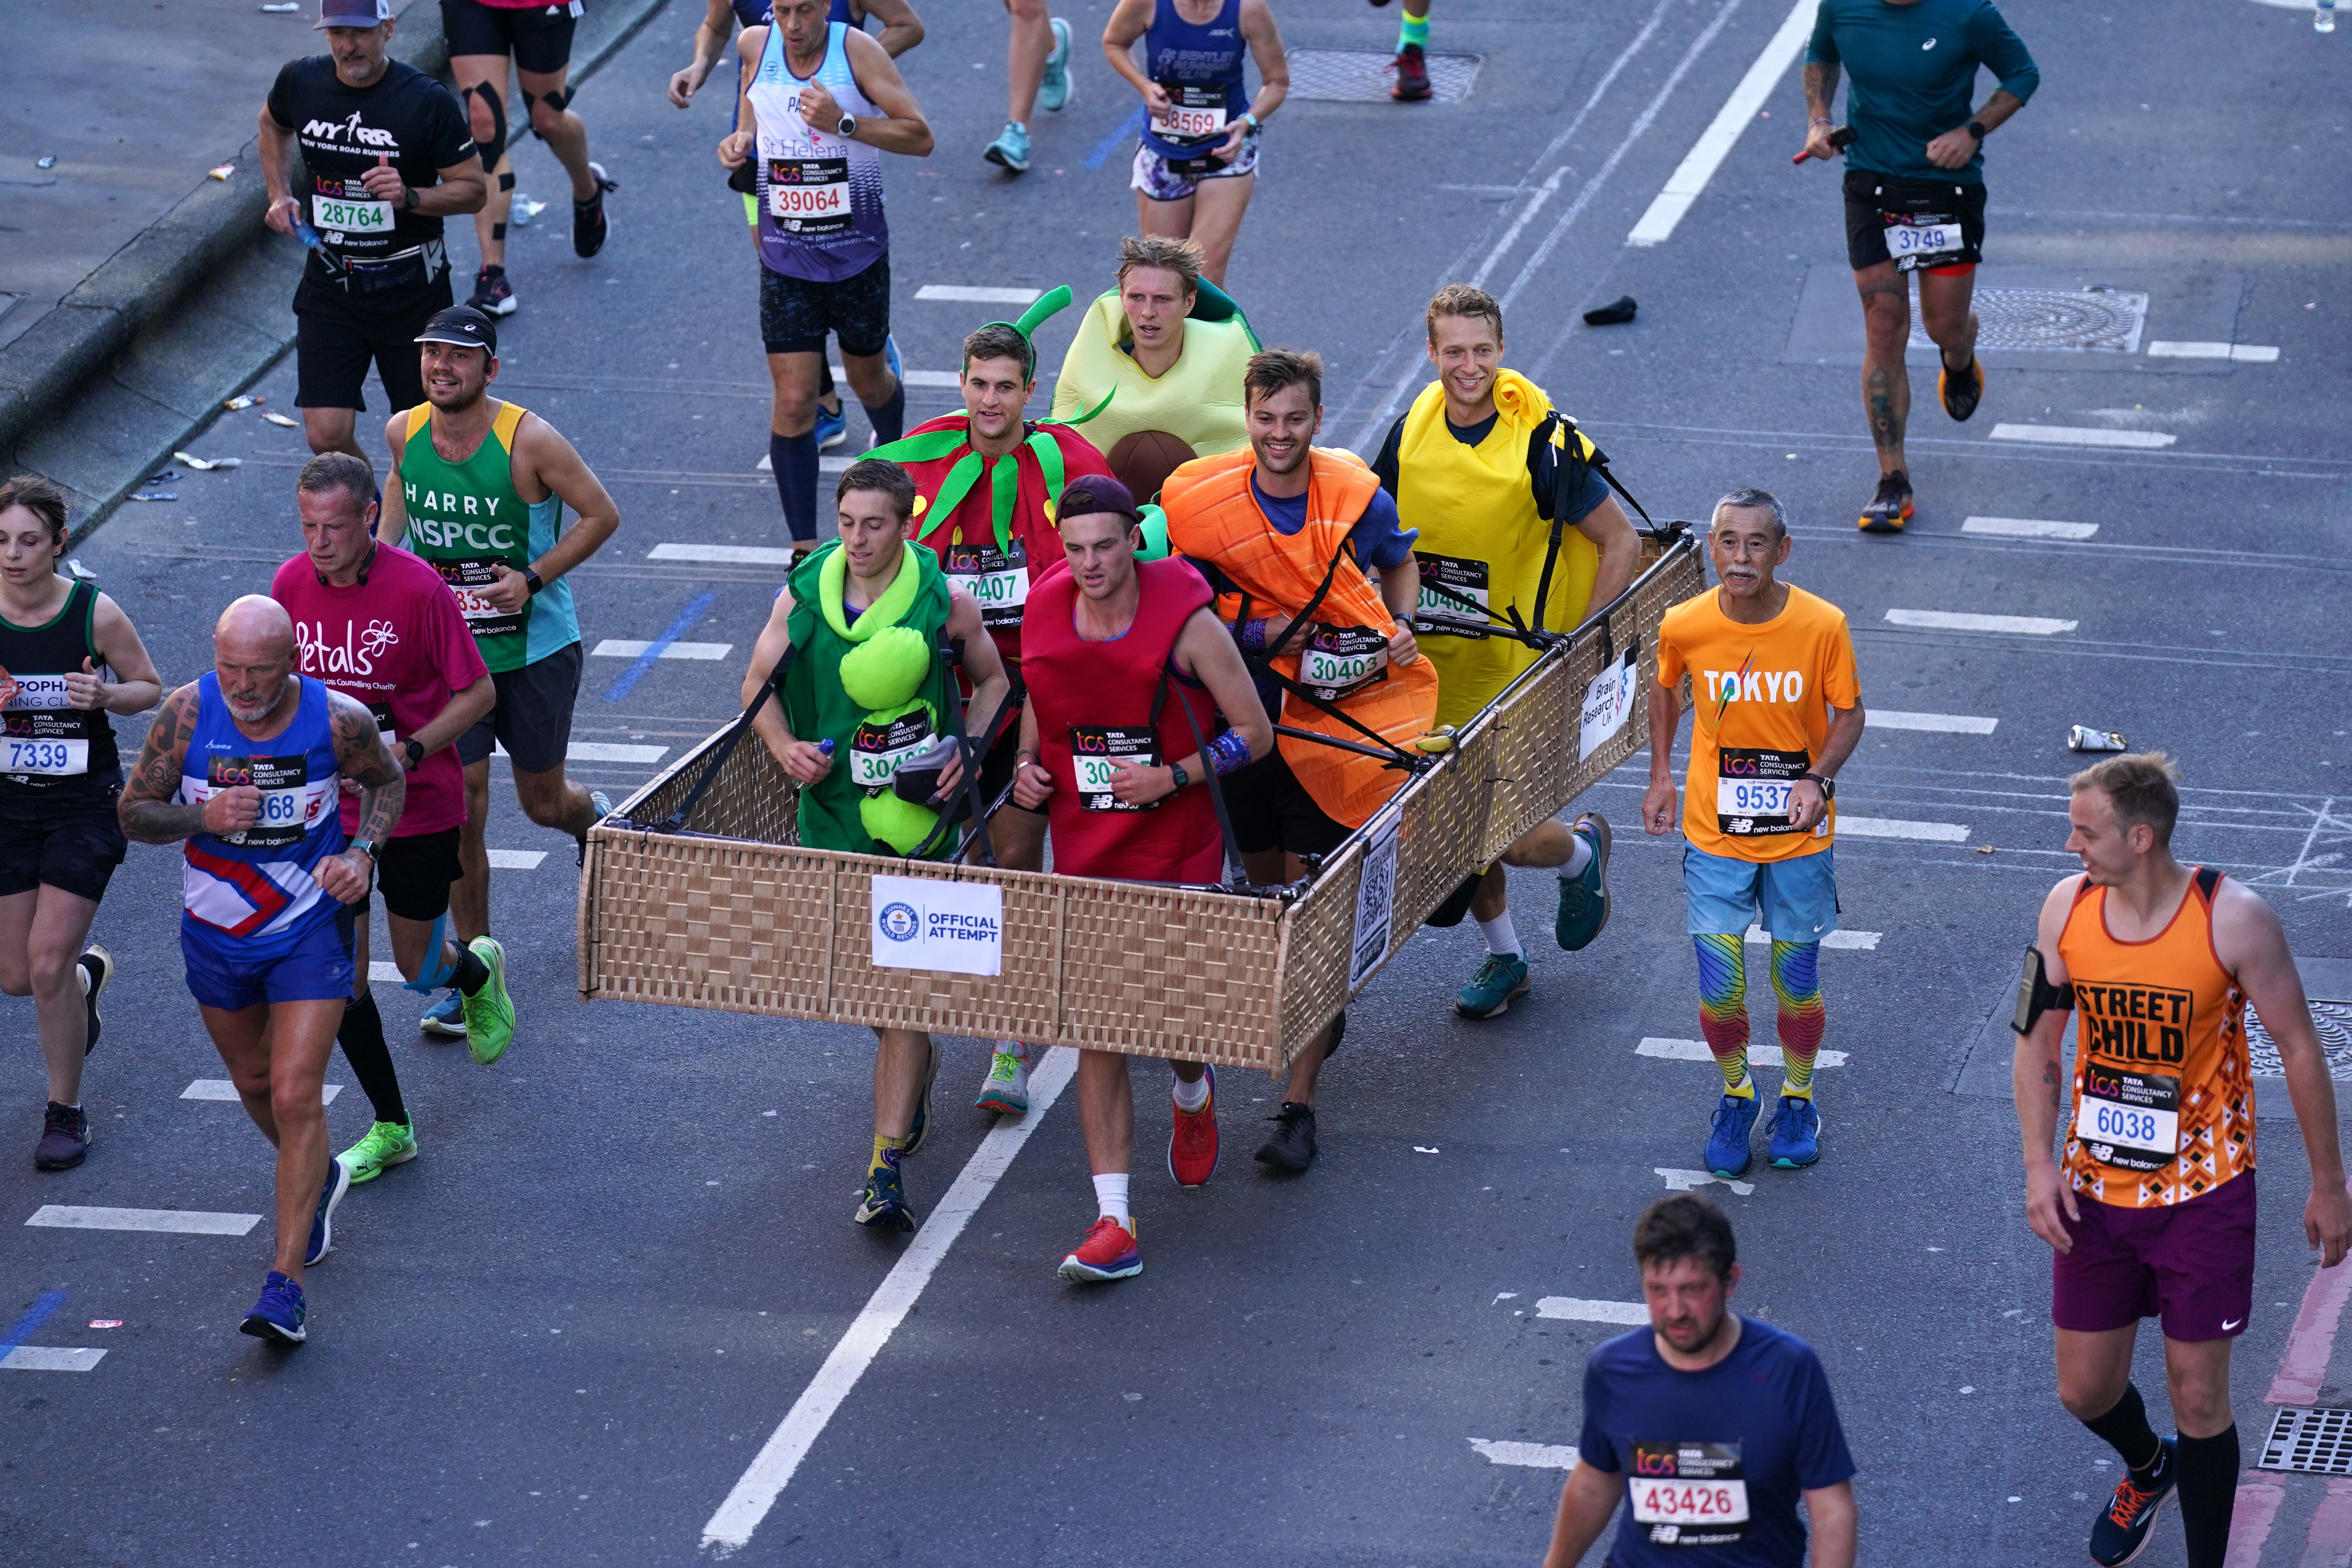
[1162,446,1437,829]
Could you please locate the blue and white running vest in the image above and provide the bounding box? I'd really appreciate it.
[177,673,346,954]
[748,20,889,282]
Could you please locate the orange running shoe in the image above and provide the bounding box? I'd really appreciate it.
[1057,1215,1142,1282]
[1168,1065,1219,1186]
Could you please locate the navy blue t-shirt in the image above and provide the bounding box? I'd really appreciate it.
[1576,1318,1855,1568]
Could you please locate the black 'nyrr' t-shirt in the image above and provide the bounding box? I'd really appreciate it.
[265,56,475,261]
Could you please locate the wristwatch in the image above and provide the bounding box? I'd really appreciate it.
[523,568,544,596]
[1801,772,1835,799]
[1965,119,1990,141]
[350,836,379,861]
[400,184,417,211]
[403,737,425,770]
[837,113,859,138]
[1168,763,1190,792]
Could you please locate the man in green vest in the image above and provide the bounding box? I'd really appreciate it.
[377,306,622,1043]
[739,458,1012,1232]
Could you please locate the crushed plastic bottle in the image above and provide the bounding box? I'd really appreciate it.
[510,194,548,227]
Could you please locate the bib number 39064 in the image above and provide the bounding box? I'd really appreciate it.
[768,157,851,233]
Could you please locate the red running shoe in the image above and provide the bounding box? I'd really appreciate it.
[1057,1216,1142,1282]
[1392,43,1432,102]
[1168,1065,1219,1187]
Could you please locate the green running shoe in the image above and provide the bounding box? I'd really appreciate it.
[1554,812,1613,952]
[463,936,516,1065]
[1454,952,1531,1019]
[339,1119,417,1183]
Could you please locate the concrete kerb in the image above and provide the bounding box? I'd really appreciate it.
[2,0,673,542]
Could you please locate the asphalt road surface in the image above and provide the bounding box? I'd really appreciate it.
[6,2,2350,1564]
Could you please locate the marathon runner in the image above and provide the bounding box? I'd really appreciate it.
[1542,1194,1859,1568]
[1365,0,1431,102]
[444,0,619,317]
[1101,0,1288,287]
[739,459,1011,1232]
[719,0,931,552]
[271,453,513,1185]
[669,0,923,454]
[118,596,408,1344]
[984,2,1073,174]
[259,0,486,462]
[1051,236,1260,501]
[377,306,618,1041]
[1799,0,2039,531]
[0,477,161,1171]
[2013,753,2352,1568]
[1643,489,1863,1178]
[1372,283,1638,1020]
[1163,347,1436,1172]
[1011,476,1270,1281]
[867,301,1114,1115]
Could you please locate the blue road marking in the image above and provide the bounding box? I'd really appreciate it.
[0,1290,68,1357]
[602,593,720,702]
[1084,108,1146,171]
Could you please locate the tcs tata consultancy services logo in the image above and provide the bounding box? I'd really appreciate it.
[877,901,920,943]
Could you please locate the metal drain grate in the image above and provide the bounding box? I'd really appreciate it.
[2262,1407,2352,1474]
[1284,48,1482,104]
[1906,286,2149,354]
[2248,1000,2352,1079]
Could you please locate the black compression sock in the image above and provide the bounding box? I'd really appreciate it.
[450,943,492,996]
[771,429,819,543]
[2175,1425,2238,1568]
[2081,1382,2164,1476]
[863,379,907,446]
[337,992,408,1127]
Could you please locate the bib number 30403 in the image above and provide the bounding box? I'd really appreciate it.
[1629,1442,1749,1548]
[1298,625,1390,702]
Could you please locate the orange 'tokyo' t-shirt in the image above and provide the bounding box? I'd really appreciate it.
[1654,583,1861,863]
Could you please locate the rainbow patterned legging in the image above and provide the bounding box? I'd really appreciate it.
[1693,934,1824,1097]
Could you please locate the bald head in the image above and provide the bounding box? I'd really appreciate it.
[213,596,299,726]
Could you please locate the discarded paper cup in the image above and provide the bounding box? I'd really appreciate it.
[2067,725,2127,752]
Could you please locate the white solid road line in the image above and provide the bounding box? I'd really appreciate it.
[914,285,1040,304]
[1468,1438,1581,1469]
[183,1079,343,1105]
[754,454,854,474]
[562,743,668,765]
[1638,1038,1851,1069]
[701,1047,1080,1556]
[1962,516,2100,542]
[2146,340,2279,363]
[1658,1167,1755,1197]
[1836,816,1971,843]
[650,542,796,566]
[25,1205,261,1236]
[1884,608,2078,636]
[1625,0,1816,248]
[1868,709,1998,734]
[1742,925,1879,949]
[0,1346,106,1372]
[1534,1297,1649,1324]
[590,639,734,661]
[1989,424,2177,450]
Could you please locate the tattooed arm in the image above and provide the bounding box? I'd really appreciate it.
[314,690,406,904]
[118,685,235,844]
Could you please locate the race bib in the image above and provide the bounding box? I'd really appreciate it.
[848,711,936,791]
[435,557,528,641]
[1629,1443,1749,1548]
[311,186,395,238]
[1150,83,1229,142]
[2075,1063,2182,1174]
[209,754,320,851]
[1297,624,1390,703]
[1068,725,1160,813]
[1413,552,1491,639]
[2,673,97,776]
[2,737,88,776]
[1715,747,1810,837]
[944,540,1029,630]
[1882,211,1963,272]
[768,157,852,233]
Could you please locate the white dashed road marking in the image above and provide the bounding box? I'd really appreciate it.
[1468,1439,1581,1469]
[590,639,733,661]
[648,543,796,566]
[487,849,550,868]
[1989,424,2177,450]
[1869,710,1997,734]
[1533,1298,1649,1324]
[1837,816,1971,843]
[1884,609,2078,636]
[914,285,1041,304]
[1745,925,1880,950]
[369,961,404,984]
[25,1205,262,1236]
[183,1079,343,1104]
[1638,1038,1850,1070]
[558,743,667,765]
[1657,1168,1755,1196]
[1962,516,2100,541]
[1624,0,1815,247]
[754,455,853,474]
[0,1346,106,1372]
[2146,340,2279,363]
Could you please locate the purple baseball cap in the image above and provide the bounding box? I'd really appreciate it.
[315,0,392,28]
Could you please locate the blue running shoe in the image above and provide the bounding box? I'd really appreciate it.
[1767,1095,1821,1169]
[813,400,847,453]
[984,121,1031,174]
[1454,952,1531,1020]
[1038,18,1073,112]
[901,1037,942,1155]
[2090,1437,2176,1566]
[1705,1091,1760,1179]
[884,333,902,385]
[854,1149,918,1233]
[419,988,466,1040]
[306,1156,351,1266]
[238,1270,307,1344]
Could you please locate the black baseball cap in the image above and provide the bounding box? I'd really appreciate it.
[414,306,498,356]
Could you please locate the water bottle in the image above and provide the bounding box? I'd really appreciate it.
[2322,0,2338,34]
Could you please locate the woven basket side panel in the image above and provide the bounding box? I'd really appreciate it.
[619,727,805,847]
[587,837,834,1015]
[1389,723,1498,945]
[1277,836,1363,1069]
[1053,881,1286,1070]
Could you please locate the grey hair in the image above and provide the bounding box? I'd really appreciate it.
[1711,486,1787,540]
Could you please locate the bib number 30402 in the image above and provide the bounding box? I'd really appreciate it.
[1629,1442,1749,1548]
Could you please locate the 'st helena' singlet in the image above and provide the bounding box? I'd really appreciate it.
[748,20,889,282]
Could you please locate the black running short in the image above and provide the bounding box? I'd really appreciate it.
[441,0,581,75]
[457,641,583,775]
[371,827,463,923]
[1224,746,1351,861]
[977,716,1042,820]
[1842,169,1986,274]
[760,253,891,358]
[293,268,453,414]
[0,782,126,904]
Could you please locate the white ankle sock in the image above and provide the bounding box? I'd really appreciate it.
[1477,912,1522,958]
[1171,1071,1210,1112]
[1092,1172,1130,1224]
[1560,832,1594,879]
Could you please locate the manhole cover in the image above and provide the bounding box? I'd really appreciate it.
[1284,48,1482,104]
[2248,999,2352,1079]
[2263,1407,2352,1474]
[1906,286,2149,354]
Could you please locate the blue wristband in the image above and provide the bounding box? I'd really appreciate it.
[1207,727,1254,777]
[1234,617,1270,656]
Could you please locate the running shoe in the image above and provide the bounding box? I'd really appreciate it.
[1038,18,1074,112]
[975,1049,1030,1115]
[572,163,617,258]
[885,333,903,391]
[1939,354,1985,421]
[1858,470,1913,533]
[77,943,111,1053]
[1705,1091,1761,1179]
[238,1270,307,1345]
[853,1149,918,1232]
[984,121,1032,174]
[467,264,518,317]
[419,990,467,1039]
[814,399,847,453]
[1554,812,1613,951]
[1454,952,1531,1020]
[576,789,616,866]
[306,1156,352,1266]
[2089,1438,2177,1567]
[902,1036,943,1154]
[1057,1215,1141,1282]
[1392,43,1432,102]
[1766,1095,1821,1169]
[462,936,515,1065]
[1168,1065,1218,1187]
[339,1119,418,1184]
[1254,1101,1317,1172]
[33,1101,89,1171]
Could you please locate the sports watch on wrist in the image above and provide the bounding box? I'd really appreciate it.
[350,837,379,861]
[403,737,425,770]
[401,184,417,211]
[1801,772,1835,799]
[837,113,858,138]
[523,568,544,596]
[1168,763,1190,793]
[1965,119,1990,141]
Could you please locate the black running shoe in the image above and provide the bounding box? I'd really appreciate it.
[1391,43,1432,102]
[2089,1437,2176,1566]
[1939,353,1985,421]
[34,1101,89,1171]
[573,163,617,259]
[1858,470,1913,533]
[1254,1102,1318,1171]
[77,944,111,1054]
[467,265,517,318]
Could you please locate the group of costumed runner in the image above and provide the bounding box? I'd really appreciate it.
[735,236,1645,1283]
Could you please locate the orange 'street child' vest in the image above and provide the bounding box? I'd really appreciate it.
[1161,446,1438,829]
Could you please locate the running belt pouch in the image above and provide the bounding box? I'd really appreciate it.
[728,160,758,195]
[1422,871,1483,928]
[344,252,430,295]
[1842,168,1967,212]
